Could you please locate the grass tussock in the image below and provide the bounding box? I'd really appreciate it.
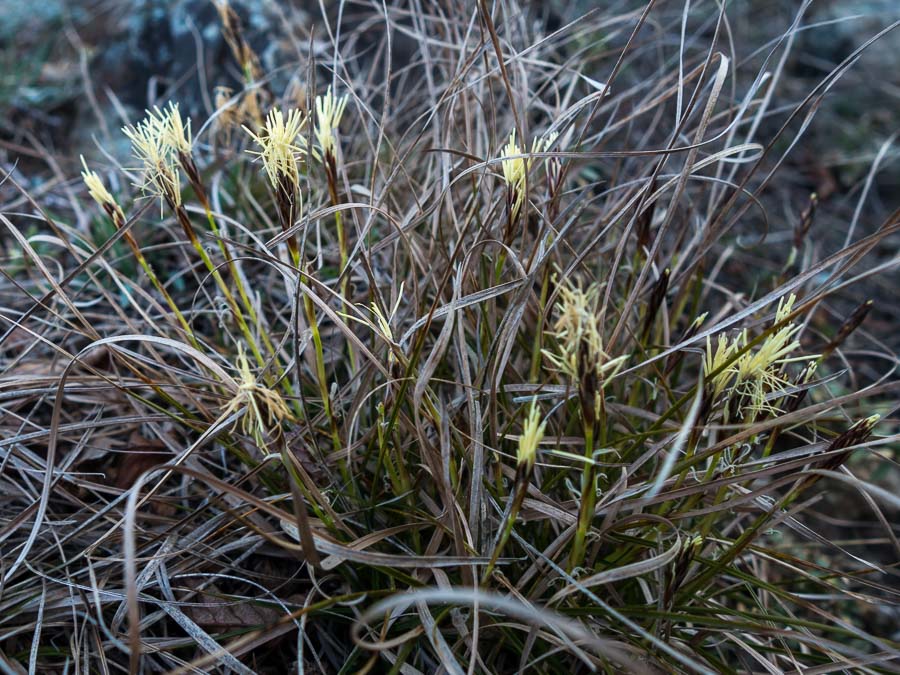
[1,1,899,673]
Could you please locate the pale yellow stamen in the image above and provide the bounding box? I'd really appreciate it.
[500,129,552,219]
[517,399,547,471]
[153,101,192,155]
[243,108,308,189]
[543,280,604,380]
[704,333,741,399]
[339,283,404,368]
[314,86,348,161]
[221,344,292,442]
[80,156,117,209]
[123,107,183,212]
[704,293,816,420]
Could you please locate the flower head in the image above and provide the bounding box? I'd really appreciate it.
[500,130,526,189]
[500,129,552,221]
[314,86,348,162]
[81,156,126,226]
[80,156,115,208]
[154,101,192,155]
[340,284,405,369]
[517,398,547,472]
[123,106,184,212]
[704,294,815,421]
[244,108,307,190]
[818,414,880,472]
[222,344,292,444]
[543,278,627,419]
[544,279,621,380]
[704,333,741,400]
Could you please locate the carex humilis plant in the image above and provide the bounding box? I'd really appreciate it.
[1,1,898,672]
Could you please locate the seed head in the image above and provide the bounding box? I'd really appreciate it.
[314,86,348,162]
[244,108,308,190]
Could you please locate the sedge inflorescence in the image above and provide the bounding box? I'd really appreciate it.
[80,156,124,222]
[499,129,555,223]
[244,108,308,190]
[517,398,547,472]
[221,344,292,445]
[122,102,193,213]
[314,86,348,163]
[544,278,627,420]
[544,280,627,379]
[704,294,815,422]
[340,285,405,370]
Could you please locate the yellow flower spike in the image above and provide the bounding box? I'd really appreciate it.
[500,129,553,220]
[222,343,293,444]
[704,333,740,399]
[339,283,405,368]
[541,277,627,424]
[861,413,880,429]
[500,130,525,189]
[542,279,606,381]
[517,398,547,473]
[81,156,127,227]
[800,360,817,384]
[123,109,183,213]
[152,101,192,155]
[693,312,708,330]
[776,293,796,323]
[705,293,816,421]
[243,108,308,190]
[481,396,548,586]
[500,130,527,218]
[80,156,117,210]
[314,86,348,162]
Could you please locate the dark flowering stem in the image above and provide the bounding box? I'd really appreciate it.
[529,267,551,382]
[172,201,265,368]
[107,206,199,348]
[482,468,530,585]
[569,422,595,572]
[183,152,276,351]
[300,267,351,495]
[680,417,877,601]
[324,152,356,373]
